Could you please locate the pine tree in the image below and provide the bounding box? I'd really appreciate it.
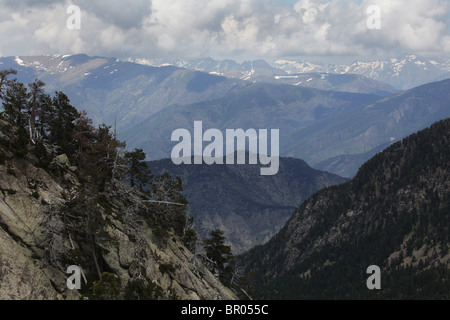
[203,229,235,285]
[27,78,46,140]
[2,80,30,127]
[48,91,79,155]
[86,124,125,191]
[72,110,96,162]
[36,93,53,139]
[124,148,152,189]
[0,69,17,98]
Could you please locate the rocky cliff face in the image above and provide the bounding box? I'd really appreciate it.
[0,153,236,300]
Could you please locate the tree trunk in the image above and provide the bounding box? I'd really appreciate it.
[92,247,102,279]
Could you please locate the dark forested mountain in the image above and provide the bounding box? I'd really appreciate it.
[239,119,450,299]
[313,142,392,178]
[148,157,348,254]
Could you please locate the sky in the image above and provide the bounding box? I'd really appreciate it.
[0,0,449,63]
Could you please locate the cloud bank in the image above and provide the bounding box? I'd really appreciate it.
[0,0,448,60]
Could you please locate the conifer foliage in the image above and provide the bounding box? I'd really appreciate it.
[203,229,235,284]
[0,70,203,299]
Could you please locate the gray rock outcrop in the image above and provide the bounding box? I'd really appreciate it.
[0,157,236,300]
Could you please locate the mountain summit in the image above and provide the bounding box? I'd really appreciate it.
[274,54,450,90]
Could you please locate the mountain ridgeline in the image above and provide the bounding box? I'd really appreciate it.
[123,79,450,178]
[0,55,246,132]
[1,58,449,301]
[148,156,348,254]
[122,82,381,161]
[238,119,450,299]
[3,55,450,178]
[282,78,450,177]
[274,54,450,90]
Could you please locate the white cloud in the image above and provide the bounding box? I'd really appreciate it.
[0,0,448,60]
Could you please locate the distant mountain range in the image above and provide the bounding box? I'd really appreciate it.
[122,82,382,166]
[239,118,450,299]
[0,54,246,131]
[274,55,450,90]
[282,78,450,177]
[124,79,450,178]
[132,57,398,95]
[243,73,397,97]
[148,156,348,254]
[133,54,450,90]
[1,54,449,178]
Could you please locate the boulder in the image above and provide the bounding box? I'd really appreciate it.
[55,154,70,167]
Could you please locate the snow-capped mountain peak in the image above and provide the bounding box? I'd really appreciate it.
[273,54,450,89]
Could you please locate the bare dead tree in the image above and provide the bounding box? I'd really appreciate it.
[240,288,253,300]
[230,266,244,288]
[27,78,46,142]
